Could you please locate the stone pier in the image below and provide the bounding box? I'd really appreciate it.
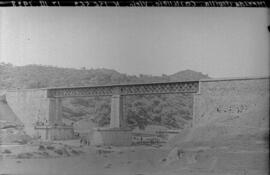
[49,98,63,125]
[110,95,125,128]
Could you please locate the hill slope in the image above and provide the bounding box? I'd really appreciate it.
[0,63,209,89]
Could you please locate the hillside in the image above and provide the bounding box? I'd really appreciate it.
[0,63,209,89]
[0,63,210,129]
[170,69,209,81]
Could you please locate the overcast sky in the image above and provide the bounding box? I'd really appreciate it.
[0,8,269,78]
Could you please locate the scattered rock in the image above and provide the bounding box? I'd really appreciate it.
[54,148,70,157]
[38,145,46,151]
[54,149,64,155]
[71,149,80,155]
[46,145,55,150]
[161,158,167,162]
[97,149,113,155]
[3,149,11,154]
[164,147,184,165]
[40,152,49,157]
[104,163,112,168]
[16,153,33,159]
[0,127,31,145]
[62,148,71,156]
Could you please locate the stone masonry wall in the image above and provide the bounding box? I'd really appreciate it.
[5,89,50,136]
[193,77,269,129]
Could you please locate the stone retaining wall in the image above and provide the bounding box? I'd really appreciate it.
[5,89,50,135]
[193,77,269,129]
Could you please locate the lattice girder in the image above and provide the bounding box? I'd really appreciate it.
[47,81,199,98]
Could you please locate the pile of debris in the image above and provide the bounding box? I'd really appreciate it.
[0,121,31,145]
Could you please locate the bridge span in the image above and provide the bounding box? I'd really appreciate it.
[2,77,269,144]
[45,81,199,129]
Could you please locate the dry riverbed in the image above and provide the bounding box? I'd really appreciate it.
[1,138,268,175]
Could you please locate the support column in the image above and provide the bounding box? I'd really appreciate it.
[110,95,125,128]
[49,98,63,125]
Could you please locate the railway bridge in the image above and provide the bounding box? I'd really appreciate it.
[2,76,269,144]
[47,80,199,129]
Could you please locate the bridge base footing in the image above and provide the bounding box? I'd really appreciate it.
[92,128,132,146]
[35,125,75,141]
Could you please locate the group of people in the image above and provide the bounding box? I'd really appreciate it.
[79,136,90,146]
[35,119,49,126]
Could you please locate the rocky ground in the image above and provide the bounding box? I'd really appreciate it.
[0,105,268,175]
[0,132,268,175]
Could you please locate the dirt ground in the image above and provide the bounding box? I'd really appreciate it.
[0,137,268,175]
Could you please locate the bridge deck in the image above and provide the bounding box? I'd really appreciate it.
[47,81,199,97]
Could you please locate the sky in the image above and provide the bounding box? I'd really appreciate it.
[0,8,269,78]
